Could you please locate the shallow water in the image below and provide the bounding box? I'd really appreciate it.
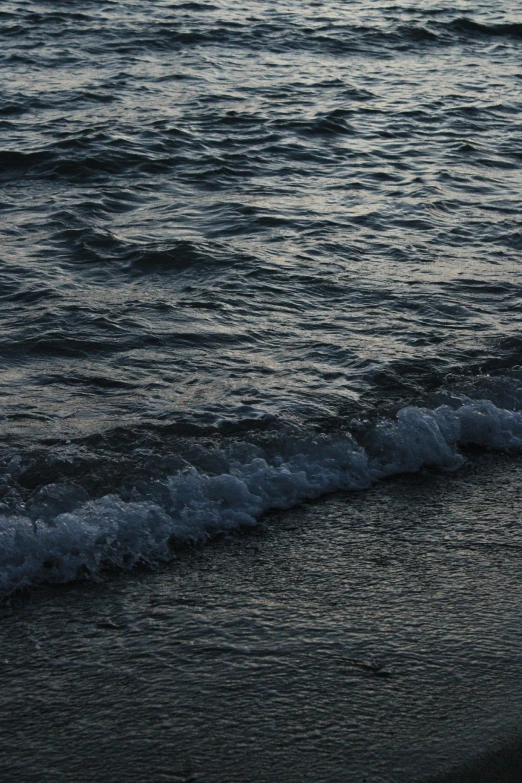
[1,0,522,591]
[3,453,522,782]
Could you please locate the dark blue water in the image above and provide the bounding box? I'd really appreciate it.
[1,0,522,593]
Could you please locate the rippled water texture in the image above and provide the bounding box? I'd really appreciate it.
[1,1,522,593]
[1,0,521,439]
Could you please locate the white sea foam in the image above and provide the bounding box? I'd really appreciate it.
[2,396,522,594]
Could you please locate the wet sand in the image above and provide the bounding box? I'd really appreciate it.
[429,742,522,783]
[2,451,522,782]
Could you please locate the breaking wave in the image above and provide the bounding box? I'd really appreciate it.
[3,394,522,595]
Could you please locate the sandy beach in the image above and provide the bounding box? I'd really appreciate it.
[2,451,522,783]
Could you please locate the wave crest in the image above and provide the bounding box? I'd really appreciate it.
[3,394,522,595]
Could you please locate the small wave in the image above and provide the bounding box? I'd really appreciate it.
[395,25,439,43]
[3,395,522,595]
[174,2,218,10]
[124,240,236,274]
[307,109,356,137]
[447,18,522,40]
[0,149,49,173]
[48,220,253,276]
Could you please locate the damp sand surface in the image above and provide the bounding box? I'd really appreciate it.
[2,451,522,783]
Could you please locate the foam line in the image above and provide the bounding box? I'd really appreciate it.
[2,397,522,594]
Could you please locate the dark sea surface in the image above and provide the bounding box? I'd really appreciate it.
[1,0,522,591]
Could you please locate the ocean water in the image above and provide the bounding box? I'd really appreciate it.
[1,0,522,593]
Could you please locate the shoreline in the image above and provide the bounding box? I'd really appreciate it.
[2,451,522,782]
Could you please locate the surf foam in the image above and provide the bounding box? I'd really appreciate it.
[2,396,522,595]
